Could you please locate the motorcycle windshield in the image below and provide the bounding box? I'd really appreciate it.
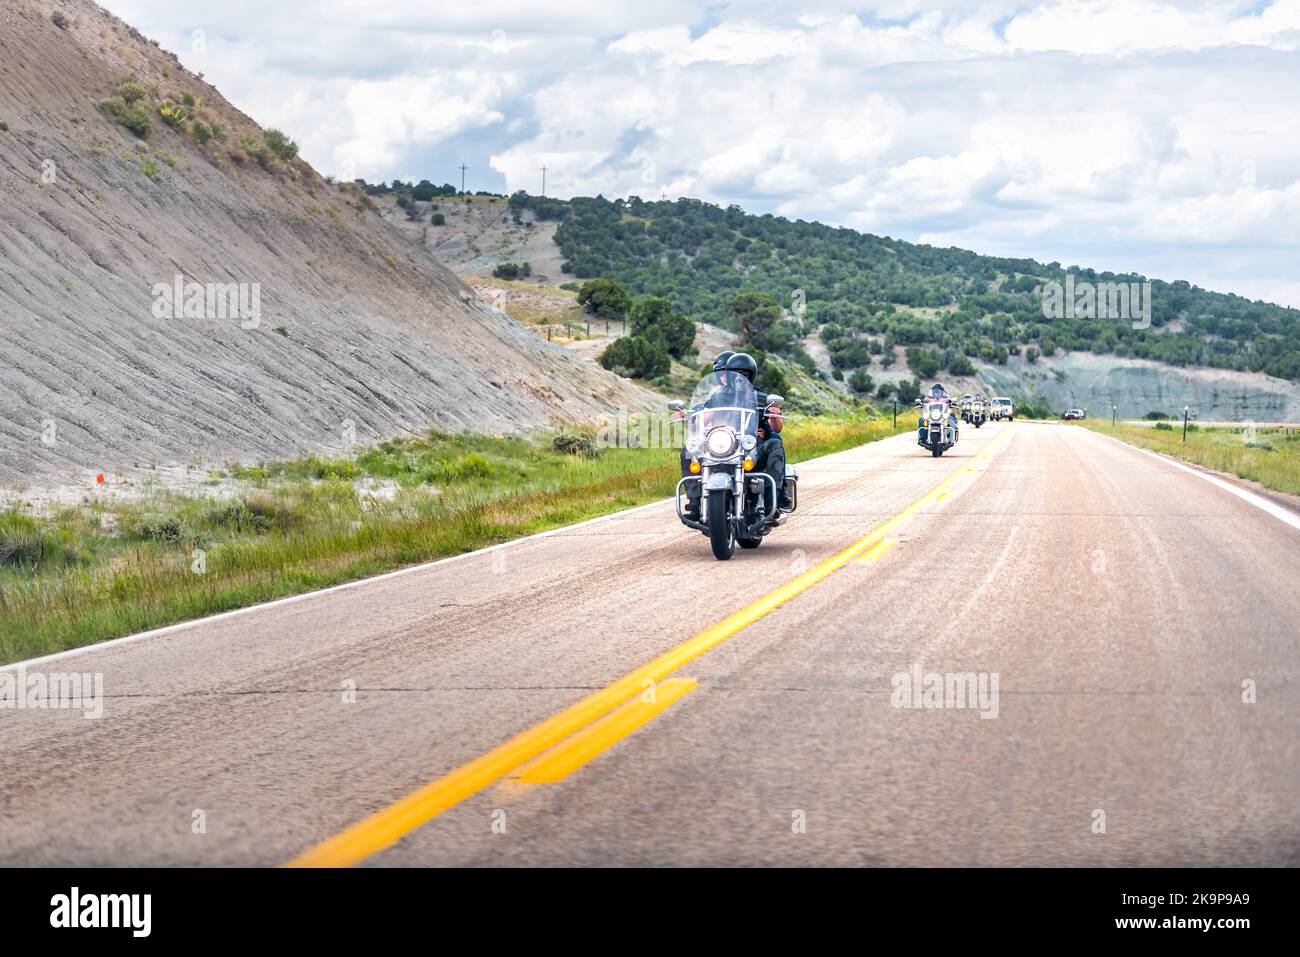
[686,372,759,454]
[925,401,949,419]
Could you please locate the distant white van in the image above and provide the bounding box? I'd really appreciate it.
[990,397,1014,421]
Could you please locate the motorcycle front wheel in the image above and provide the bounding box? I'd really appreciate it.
[708,489,735,560]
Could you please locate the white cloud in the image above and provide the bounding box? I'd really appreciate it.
[99,1,1300,305]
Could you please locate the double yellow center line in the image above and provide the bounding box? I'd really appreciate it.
[287,426,1014,867]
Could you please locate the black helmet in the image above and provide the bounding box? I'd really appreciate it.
[931,382,946,396]
[712,350,735,373]
[725,352,758,383]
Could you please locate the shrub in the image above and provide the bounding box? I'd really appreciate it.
[431,213,445,226]
[1153,422,1174,431]
[629,296,694,358]
[905,346,942,378]
[755,353,790,395]
[208,497,287,534]
[0,512,44,566]
[848,369,874,394]
[553,434,599,458]
[947,353,975,376]
[135,516,187,545]
[52,12,69,29]
[101,97,151,137]
[139,159,161,182]
[191,120,212,144]
[493,262,531,279]
[0,121,7,132]
[599,335,671,379]
[577,278,632,320]
[116,77,147,104]
[181,91,198,108]
[239,135,272,168]
[157,99,189,129]
[452,453,492,479]
[263,128,298,161]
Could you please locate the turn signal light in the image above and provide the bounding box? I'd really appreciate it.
[743,458,754,472]
[689,460,701,474]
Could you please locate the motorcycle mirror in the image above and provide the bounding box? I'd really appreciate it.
[766,394,784,406]
[667,400,685,412]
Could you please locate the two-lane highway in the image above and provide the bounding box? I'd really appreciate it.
[1,422,1296,866]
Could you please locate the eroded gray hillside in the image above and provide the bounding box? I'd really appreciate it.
[0,0,653,484]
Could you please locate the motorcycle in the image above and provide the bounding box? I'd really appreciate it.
[970,397,987,428]
[672,372,797,560]
[917,396,959,457]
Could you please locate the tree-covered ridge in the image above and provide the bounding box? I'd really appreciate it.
[510,192,1300,381]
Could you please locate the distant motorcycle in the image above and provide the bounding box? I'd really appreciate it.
[917,396,959,457]
[672,372,797,560]
[970,396,987,428]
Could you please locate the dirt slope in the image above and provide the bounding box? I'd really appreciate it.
[0,0,653,484]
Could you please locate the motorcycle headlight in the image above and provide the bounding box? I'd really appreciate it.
[929,407,943,421]
[706,427,737,458]
[742,434,757,451]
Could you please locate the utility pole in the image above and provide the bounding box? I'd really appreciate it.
[540,165,547,197]
[1183,405,1190,442]
[459,164,468,195]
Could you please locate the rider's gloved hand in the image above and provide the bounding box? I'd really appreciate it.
[766,405,783,433]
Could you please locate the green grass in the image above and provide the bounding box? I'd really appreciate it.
[1080,421,1300,496]
[0,419,906,663]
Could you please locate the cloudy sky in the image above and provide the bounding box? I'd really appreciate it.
[102,1,1300,306]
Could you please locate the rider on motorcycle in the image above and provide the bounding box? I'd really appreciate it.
[723,352,790,511]
[918,382,958,444]
[680,351,735,520]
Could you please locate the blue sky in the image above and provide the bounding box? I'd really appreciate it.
[102,1,1300,306]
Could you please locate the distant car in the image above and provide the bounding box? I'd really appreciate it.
[991,397,1014,421]
[1063,409,1085,420]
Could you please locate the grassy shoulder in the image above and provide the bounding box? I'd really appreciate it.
[0,417,907,663]
[1079,421,1300,496]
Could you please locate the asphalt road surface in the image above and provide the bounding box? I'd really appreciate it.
[2,422,1297,866]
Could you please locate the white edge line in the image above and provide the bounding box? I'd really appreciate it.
[1091,430,1300,534]
[1,496,674,673]
[3,430,917,673]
